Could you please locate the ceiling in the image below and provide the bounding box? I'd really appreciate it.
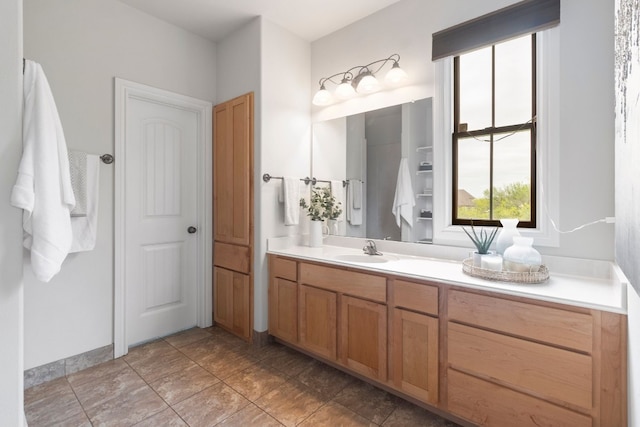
[118,0,403,42]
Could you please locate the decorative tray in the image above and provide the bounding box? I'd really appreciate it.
[462,258,550,284]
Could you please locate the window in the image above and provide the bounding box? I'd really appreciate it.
[452,34,536,228]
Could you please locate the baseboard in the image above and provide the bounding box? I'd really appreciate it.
[24,344,113,389]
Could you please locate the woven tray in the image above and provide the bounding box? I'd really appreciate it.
[462,258,549,284]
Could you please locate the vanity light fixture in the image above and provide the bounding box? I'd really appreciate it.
[312,53,408,106]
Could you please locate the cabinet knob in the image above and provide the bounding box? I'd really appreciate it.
[188,226,197,234]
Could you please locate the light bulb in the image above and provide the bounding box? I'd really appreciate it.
[384,63,408,86]
[356,73,381,94]
[312,85,333,106]
[335,78,356,100]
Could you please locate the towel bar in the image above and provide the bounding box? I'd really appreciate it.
[262,173,314,185]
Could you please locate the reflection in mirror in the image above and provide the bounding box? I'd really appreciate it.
[312,98,433,243]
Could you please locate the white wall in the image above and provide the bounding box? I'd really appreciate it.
[23,0,217,369]
[614,0,640,422]
[258,19,311,331]
[216,18,261,103]
[628,287,640,425]
[0,0,25,423]
[311,0,616,261]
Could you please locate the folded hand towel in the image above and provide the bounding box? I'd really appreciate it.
[70,154,100,252]
[347,179,363,226]
[283,177,300,226]
[68,150,88,217]
[392,158,415,228]
[11,60,75,282]
[330,180,344,222]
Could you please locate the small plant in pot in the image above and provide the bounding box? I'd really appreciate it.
[462,222,499,267]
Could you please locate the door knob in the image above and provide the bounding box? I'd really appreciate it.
[188,226,197,234]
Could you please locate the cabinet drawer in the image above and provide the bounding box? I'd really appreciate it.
[299,263,386,303]
[271,256,297,281]
[447,289,593,352]
[447,369,592,427]
[214,242,250,274]
[448,322,592,410]
[394,280,438,315]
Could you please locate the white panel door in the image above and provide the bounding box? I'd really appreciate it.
[125,97,198,346]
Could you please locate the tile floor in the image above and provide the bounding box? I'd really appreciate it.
[24,326,461,426]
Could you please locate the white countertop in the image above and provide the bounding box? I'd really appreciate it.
[267,238,628,314]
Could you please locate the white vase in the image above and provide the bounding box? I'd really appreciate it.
[327,219,339,235]
[309,220,323,247]
[496,218,521,255]
[503,236,542,272]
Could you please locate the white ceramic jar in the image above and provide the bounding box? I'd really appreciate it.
[503,236,542,272]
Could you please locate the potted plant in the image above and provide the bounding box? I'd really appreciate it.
[300,187,342,246]
[462,222,498,267]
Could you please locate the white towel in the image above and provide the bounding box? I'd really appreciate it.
[11,60,75,282]
[392,158,415,228]
[283,177,300,226]
[347,179,363,226]
[68,150,88,217]
[330,180,345,222]
[352,179,362,209]
[70,154,100,252]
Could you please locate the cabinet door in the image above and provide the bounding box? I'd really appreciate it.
[393,308,439,404]
[299,284,337,360]
[269,277,298,343]
[213,93,253,246]
[340,295,387,381]
[213,266,250,340]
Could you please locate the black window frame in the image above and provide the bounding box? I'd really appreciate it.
[452,33,537,228]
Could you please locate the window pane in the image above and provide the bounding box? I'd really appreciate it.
[457,136,490,220]
[495,35,532,127]
[459,46,492,131]
[492,130,532,221]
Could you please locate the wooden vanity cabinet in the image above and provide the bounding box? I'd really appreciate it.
[445,288,627,427]
[391,279,440,405]
[267,255,627,427]
[298,261,388,376]
[268,256,298,343]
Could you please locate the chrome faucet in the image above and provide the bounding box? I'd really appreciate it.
[363,240,382,256]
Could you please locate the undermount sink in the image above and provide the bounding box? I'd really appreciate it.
[333,254,397,264]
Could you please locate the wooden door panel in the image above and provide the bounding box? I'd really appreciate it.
[269,277,298,343]
[299,284,337,360]
[213,266,233,329]
[340,295,387,380]
[393,308,439,404]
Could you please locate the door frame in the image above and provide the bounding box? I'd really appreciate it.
[114,78,212,358]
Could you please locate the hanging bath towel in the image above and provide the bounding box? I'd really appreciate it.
[346,179,363,226]
[392,158,414,228]
[283,176,301,226]
[70,154,100,252]
[11,60,75,282]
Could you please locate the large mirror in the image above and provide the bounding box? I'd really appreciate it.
[312,98,433,243]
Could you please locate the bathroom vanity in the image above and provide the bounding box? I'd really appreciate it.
[267,239,627,427]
